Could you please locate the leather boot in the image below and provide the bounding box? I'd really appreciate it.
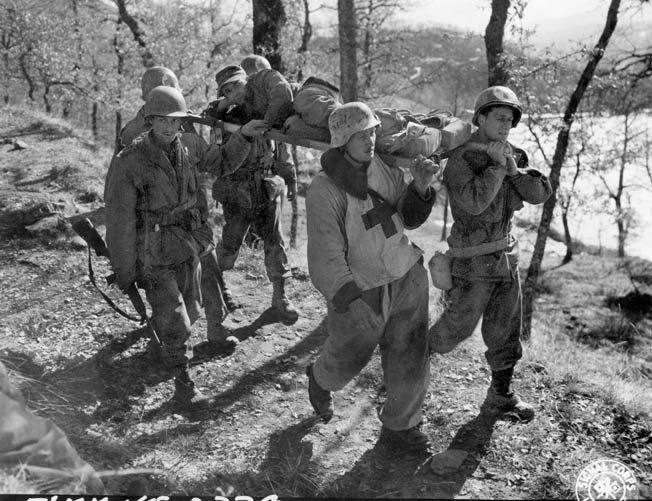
[272,279,299,325]
[481,367,535,421]
[207,324,239,353]
[172,368,212,410]
[306,363,333,422]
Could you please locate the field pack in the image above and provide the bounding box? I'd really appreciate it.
[374,108,473,159]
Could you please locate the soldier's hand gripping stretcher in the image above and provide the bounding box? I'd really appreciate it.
[465,141,519,175]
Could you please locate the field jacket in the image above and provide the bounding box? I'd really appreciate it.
[306,148,435,311]
[203,69,295,208]
[104,130,250,286]
[444,132,552,280]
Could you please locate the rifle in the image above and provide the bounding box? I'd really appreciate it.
[72,217,161,345]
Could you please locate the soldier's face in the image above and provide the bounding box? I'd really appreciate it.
[346,127,376,164]
[151,116,182,146]
[479,106,514,142]
[221,80,246,106]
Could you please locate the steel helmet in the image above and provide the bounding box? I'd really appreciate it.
[140,66,180,100]
[240,54,272,75]
[328,102,380,148]
[472,86,522,127]
[143,86,187,118]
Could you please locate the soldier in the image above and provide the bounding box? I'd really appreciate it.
[428,86,552,421]
[118,66,238,351]
[202,64,299,325]
[305,102,438,452]
[105,86,261,409]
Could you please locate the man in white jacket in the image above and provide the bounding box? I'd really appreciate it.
[305,102,438,452]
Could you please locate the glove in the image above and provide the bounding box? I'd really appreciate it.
[347,298,384,332]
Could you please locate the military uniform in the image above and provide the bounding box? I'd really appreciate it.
[117,108,235,344]
[430,132,551,366]
[105,128,250,398]
[306,148,435,431]
[204,67,298,322]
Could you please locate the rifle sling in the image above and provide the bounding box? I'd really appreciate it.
[85,246,144,323]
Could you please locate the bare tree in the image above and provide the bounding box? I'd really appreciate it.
[485,0,511,86]
[338,0,358,102]
[522,0,621,338]
[114,0,154,67]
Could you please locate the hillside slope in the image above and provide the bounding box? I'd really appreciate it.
[1,107,651,498]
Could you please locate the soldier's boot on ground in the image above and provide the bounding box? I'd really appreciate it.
[172,368,212,410]
[207,324,239,353]
[306,363,333,423]
[272,279,299,325]
[480,366,535,422]
[378,425,431,453]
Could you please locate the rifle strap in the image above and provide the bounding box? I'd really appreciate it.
[85,246,143,323]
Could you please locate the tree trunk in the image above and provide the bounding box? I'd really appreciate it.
[561,208,573,264]
[43,83,51,113]
[440,191,449,241]
[485,0,511,86]
[522,0,621,339]
[296,0,313,82]
[290,144,300,248]
[18,53,36,101]
[615,197,626,257]
[92,102,98,139]
[338,0,358,102]
[252,0,287,72]
[113,21,125,148]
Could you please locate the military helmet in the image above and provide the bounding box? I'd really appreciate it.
[143,86,187,118]
[140,66,180,100]
[240,54,271,75]
[328,102,380,148]
[472,85,522,127]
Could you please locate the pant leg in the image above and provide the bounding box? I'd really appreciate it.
[145,264,195,369]
[480,273,523,371]
[379,262,431,430]
[313,289,385,392]
[429,277,494,353]
[200,249,228,336]
[218,201,252,271]
[257,199,292,282]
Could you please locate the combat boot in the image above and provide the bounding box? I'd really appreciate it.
[172,368,212,410]
[207,324,239,353]
[379,425,431,453]
[306,363,333,422]
[272,279,299,325]
[481,367,535,421]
